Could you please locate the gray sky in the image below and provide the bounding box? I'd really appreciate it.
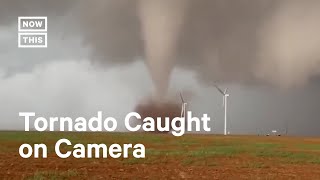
[0,0,319,136]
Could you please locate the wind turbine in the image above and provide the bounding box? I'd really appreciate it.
[180,92,187,118]
[214,84,229,135]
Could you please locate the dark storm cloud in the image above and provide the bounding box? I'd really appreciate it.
[1,0,320,90]
[0,0,73,23]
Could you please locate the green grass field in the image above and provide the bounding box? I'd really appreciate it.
[0,131,320,179]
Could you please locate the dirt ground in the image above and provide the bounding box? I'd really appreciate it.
[0,132,320,179]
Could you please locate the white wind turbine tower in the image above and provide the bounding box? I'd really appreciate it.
[214,85,229,135]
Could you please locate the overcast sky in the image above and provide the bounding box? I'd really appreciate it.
[0,0,319,136]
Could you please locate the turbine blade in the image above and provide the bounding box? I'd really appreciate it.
[181,104,184,117]
[180,103,187,118]
[180,92,185,103]
[214,84,225,95]
[222,96,225,107]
